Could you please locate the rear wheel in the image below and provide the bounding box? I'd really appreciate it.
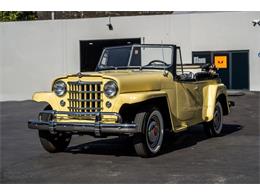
[133,107,164,157]
[38,106,71,153]
[204,101,223,137]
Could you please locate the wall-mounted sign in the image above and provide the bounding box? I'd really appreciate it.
[193,56,206,64]
[214,56,227,69]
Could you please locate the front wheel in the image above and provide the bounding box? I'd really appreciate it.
[204,101,223,137]
[38,105,71,153]
[133,107,164,157]
[39,131,71,153]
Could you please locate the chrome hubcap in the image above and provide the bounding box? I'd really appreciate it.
[146,110,164,153]
[147,117,160,148]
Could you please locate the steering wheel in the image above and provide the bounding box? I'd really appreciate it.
[145,60,168,67]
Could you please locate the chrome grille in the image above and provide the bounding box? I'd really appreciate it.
[68,81,102,112]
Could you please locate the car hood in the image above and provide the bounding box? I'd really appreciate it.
[61,69,171,93]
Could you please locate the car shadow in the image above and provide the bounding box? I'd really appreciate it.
[161,124,242,155]
[65,124,243,157]
[66,135,137,157]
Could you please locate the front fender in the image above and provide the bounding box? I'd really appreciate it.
[202,84,228,121]
[112,91,167,112]
[32,92,64,111]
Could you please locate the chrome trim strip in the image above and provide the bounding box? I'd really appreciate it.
[68,99,102,102]
[68,91,102,93]
[68,81,102,85]
[68,107,103,111]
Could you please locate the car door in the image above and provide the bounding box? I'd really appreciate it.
[175,80,202,122]
[173,47,205,127]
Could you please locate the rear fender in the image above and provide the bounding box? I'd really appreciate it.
[202,84,229,122]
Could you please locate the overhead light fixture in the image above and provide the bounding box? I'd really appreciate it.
[107,16,113,31]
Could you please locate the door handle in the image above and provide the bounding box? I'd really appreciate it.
[194,86,199,90]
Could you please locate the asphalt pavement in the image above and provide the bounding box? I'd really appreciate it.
[0,92,259,183]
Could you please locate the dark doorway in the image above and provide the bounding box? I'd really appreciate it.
[231,51,249,90]
[192,50,249,90]
[80,38,141,72]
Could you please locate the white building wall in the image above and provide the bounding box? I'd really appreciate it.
[0,12,259,101]
[189,12,260,91]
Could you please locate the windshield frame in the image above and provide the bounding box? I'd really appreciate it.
[96,44,176,71]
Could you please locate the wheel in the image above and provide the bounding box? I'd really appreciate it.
[38,106,71,153]
[133,107,164,157]
[203,101,223,137]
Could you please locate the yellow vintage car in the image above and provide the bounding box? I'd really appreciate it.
[28,44,234,157]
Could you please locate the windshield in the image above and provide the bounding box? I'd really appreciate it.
[98,45,174,70]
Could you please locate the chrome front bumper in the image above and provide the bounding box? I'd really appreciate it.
[28,110,137,136]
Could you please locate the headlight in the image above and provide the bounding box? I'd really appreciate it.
[104,81,118,98]
[53,80,67,97]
